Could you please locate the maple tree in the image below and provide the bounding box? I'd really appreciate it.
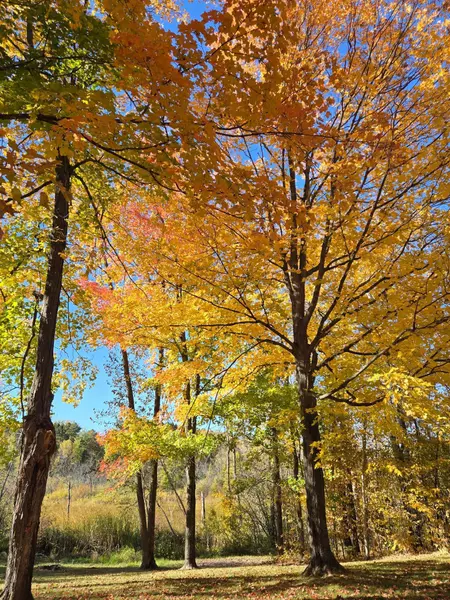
[88,0,450,576]
[170,0,450,575]
[0,0,197,596]
[1,0,450,592]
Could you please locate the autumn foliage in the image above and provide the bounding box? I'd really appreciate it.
[1,0,450,596]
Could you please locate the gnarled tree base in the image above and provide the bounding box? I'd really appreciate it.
[140,560,158,570]
[181,562,198,570]
[302,553,345,577]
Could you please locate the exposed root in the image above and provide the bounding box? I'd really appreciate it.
[180,562,198,570]
[303,556,346,577]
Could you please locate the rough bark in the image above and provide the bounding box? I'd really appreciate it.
[1,156,70,600]
[296,361,344,576]
[136,471,151,568]
[201,491,206,525]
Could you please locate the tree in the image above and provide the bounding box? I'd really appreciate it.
[217,374,298,555]
[126,0,450,574]
[3,0,449,583]
[120,347,161,569]
[54,421,82,442]
[0,0,189,595]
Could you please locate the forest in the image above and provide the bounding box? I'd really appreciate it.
[1,1,450,599]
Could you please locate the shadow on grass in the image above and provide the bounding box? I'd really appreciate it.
[3,556,450,599]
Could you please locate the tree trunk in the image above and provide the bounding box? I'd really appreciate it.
[343,480,360,556]
[269,495,276,551]
[120,348,154,569]
[1,156,70,600]
[272,427,284,555]
[181,371,198,569]
[201,491,206,526]
[67,481,71,521]
[296,361,344,576]
[145,353,163,570]
[145,459,158,569]
[183,451,197,569]
[0,463,13,504]
[226,447,231,493]
[178,328,198,570]
[361,428,370,559]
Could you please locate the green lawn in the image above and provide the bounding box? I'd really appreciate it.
[2,553,450,599]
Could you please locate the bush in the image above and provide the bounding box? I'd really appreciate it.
[154,529,184,560]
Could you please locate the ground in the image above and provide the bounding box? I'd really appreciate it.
[2,553,450,599]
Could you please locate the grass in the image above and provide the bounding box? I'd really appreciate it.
[1,553,450,599]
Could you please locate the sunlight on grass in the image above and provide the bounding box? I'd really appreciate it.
[18,553,450,600]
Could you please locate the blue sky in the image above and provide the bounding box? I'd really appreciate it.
[52,347,111,431]
[52,0,211,431]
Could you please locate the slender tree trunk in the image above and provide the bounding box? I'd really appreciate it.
[67,480,71,521]
[181,369,198,569]
[361,428,370,559]
[293,442,306,551]
[145,460,158,568]
[121,348,153,569]
[1,156,70,600]
[226,447,231,493]
[296,360,343,576]
[136,471,150,568]
[342,480,360,556]
[433,434,449,546]
[145,349,163,570]
[201,492,210,552]
[201,491,206,526]
[156,500,176,536]
[269,496,276,551]
[272,427,284,555]
[179,328,198,570]
[184,450,197,569]
[0,462,13,504]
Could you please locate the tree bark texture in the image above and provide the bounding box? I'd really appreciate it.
[296,361,344,576]
[1,156,70,600]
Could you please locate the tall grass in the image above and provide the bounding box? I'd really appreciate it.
[39,485,189,559]
[38,483,269,560]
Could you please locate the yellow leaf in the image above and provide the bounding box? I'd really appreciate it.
[39,191,50,208]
